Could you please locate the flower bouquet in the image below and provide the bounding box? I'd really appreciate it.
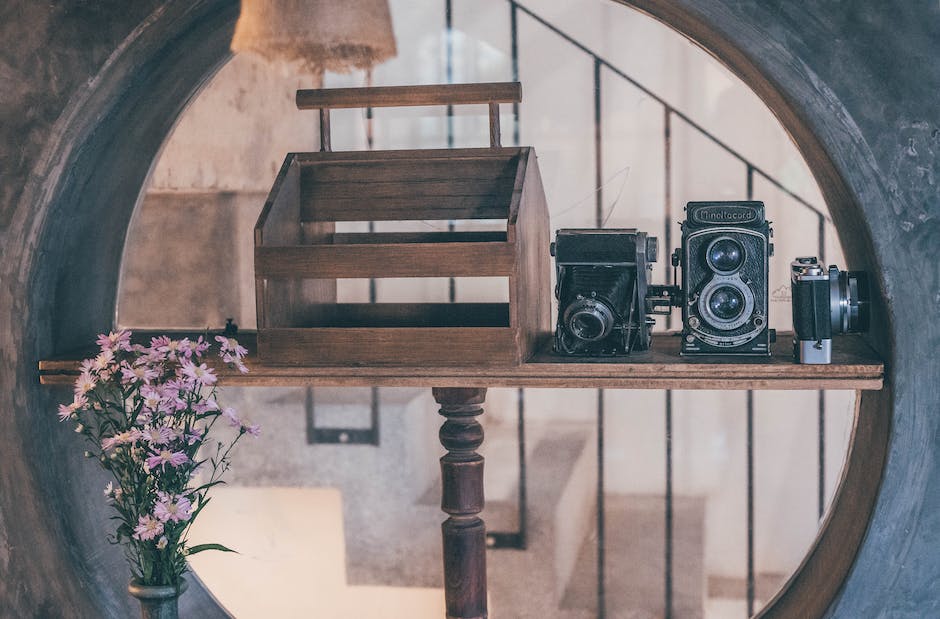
[57,330,258,616]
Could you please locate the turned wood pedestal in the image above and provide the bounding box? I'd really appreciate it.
[433,388,488,619]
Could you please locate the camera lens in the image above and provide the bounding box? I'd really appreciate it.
[697,278,755,331]
[706,237,745,274]
[707,286,746,321]
[571,312,605,341]
[566,300,615,342]
[565,299,614,342]
[830,268,870,334]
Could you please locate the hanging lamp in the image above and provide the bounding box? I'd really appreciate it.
[231,0,397,74]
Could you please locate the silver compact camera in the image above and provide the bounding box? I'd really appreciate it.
[790,257,870,364]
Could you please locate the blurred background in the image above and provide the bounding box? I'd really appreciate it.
[117,0,856,616]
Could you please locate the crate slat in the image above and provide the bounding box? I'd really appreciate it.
[307,178,515,201]
[301,196,512,223]
[259,327,520,366]
[331,231,507,244]
[296,82,521,110]
[297,303,510,328]
[255,242,516,279]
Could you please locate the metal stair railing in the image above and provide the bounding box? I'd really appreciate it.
[485,2,831,618]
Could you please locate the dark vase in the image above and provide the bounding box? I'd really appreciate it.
[127,577,188,619]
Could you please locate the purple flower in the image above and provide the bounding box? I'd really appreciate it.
[192,336,210,357]
[193,398,219,415]
[101,430,140,451]
[92,349,115,373]
[222,353,249,374]
[177,336,209,359]
[243,423,261,437]
[97,330,132,353]
[140,386,164,414]
[57,394,87,421]
[221,407,241,428]
[154,492,192,523]
[180,360,216,386]
[141,426,172,445]
[74,371,96,397]
[120,362,159,385]
[150,336,183,361]
[215,335,248,358]
[185,427,205,445]
[159,380,189,411]
[216,336,249,374]
[57,404,73,422]
[145,449,189,471]
[132,515,164,541]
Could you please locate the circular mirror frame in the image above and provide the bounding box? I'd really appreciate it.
[3,0,934,617]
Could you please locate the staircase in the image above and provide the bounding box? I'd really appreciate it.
[196,385,711,617]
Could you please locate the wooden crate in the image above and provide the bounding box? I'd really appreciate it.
[254,83,550,367]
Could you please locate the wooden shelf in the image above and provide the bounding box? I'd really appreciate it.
[38,331,883,391]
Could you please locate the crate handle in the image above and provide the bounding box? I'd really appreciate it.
[295,82,522,151]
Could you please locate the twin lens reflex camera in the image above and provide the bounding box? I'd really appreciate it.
[676,201,773,355]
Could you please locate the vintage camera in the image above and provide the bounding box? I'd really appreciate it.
[551,229,662,356]
[677,201,773,355]
[790,257,870,364]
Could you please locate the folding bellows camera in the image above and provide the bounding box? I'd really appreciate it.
[551,229,675,356]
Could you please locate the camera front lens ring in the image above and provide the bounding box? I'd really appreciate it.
[696,277,755,332]
[564,299,615,342]
[829,267,870,334]
[705,236,746,275]
[708,286,745,320]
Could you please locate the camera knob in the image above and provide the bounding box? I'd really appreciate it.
[550,242,556,257]
[646,237,658,263]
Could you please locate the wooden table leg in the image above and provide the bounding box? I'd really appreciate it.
[432,387,488,619]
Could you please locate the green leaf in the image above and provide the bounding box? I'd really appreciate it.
[185,543,237,556]
[191,479,226,493]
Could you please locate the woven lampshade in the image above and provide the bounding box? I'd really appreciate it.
[231,0,397,73]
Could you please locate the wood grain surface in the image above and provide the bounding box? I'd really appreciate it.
[39,331,884,390]
[255,242,516,279]
[296,82,521,110]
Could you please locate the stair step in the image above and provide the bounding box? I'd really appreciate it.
[561,494,706,618]
[188,486,449,618]
[485,423,598,618]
